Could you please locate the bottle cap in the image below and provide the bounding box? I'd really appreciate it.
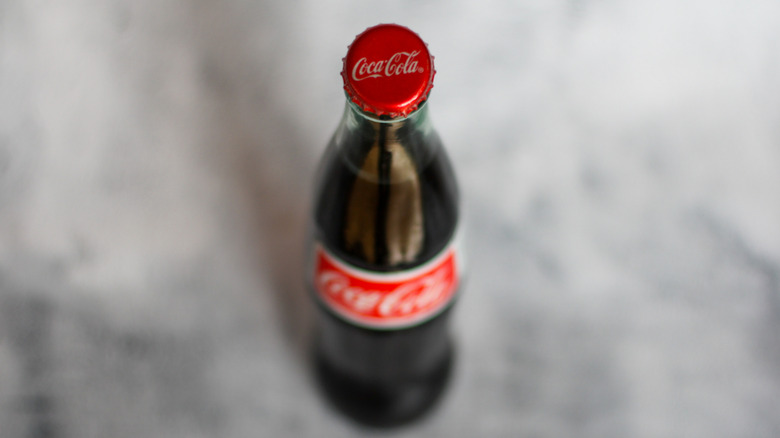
[342,24,435,119]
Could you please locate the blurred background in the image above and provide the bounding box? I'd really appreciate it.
[1,0,779,436]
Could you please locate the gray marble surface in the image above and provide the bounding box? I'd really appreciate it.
[2,1,780,437]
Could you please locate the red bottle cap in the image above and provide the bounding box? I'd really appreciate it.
[342,24,435,119]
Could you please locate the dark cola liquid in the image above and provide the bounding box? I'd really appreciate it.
[311,106,459,426]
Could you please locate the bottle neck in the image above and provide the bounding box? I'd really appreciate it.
[332,101,435,267]
[337,100,439,173]
[343,100,432,135]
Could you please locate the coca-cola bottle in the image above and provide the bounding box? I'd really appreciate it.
[307,24,462,427]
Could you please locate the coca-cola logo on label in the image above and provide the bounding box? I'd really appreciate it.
[313,245,458,328]
[351,50,425,82]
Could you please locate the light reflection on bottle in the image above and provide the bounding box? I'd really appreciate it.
[344,123,423,266]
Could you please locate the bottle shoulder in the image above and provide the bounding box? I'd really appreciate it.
[312,133,459,272]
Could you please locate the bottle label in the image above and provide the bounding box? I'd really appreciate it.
[313,243,459,329]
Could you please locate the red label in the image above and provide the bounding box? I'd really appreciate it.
[313,245,458,329]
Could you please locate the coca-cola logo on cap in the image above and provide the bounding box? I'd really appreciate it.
[351,50,425,82]
[342,24,435,118]
[313,245,458,329]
